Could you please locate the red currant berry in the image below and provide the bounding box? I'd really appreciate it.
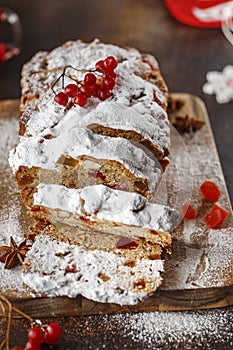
[25,341,40,350]
[98,89,111,101]
[28,327,45,344]
[105,70,116,79]
[95,59,105,72]
[65,84,78,98]
[90,83,101,97]
[74,92,87,107]
[44,323,62,345]
[84,72,96,85]
[80,83,92,97]
[104,56,118,71]
[102,77,115,91]
[54,92,68,106]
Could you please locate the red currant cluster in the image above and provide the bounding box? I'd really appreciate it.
[12,322,62,350]
[53,56,118,107]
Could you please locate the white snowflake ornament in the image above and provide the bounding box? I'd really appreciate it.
[203,64,233,103]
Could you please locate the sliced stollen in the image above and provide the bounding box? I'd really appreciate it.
[9,126,162,220]
[17,39,170,172]
[9,39,171,224]
[33,184,177,251]
[19,39,168,137]
[22,229,165,305]
[8,39,174,304]
[38,223,164,261]
[68,100,169,170]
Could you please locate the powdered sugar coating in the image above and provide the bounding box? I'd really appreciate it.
[9,39,169,185]
[34,183,177,232]
[7,41,170,303]
[65,100,168,154]
[9,126,162,193]
[23,234,164,305]
[21,39,166,110]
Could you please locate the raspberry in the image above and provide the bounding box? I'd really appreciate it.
[181,203,197,220]
[204,204,229,229]
[200,180,221,202]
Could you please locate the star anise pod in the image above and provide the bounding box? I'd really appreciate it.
[173,115,205,134]
[0,236,31,269]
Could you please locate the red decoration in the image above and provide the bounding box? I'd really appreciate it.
[0,7,4,21]
[204,204,229,228]
[181,203,197,220]
[200,180,221,202]
[164,0,233,28]
[53,56,118,108]
[0,42,6,62]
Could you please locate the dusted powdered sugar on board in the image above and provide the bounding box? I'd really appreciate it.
[0,101,34,297]
[0,95,233,315]
[160,94,233,290]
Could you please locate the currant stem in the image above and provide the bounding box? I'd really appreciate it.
[51,65,88,93]
[6,302,12,350]
[0,297,6,315]
[1,296,31,322]
[32,65,93,76]
[0,294,34,350]
[12,306,34,323]
[31,64,102,95]
[0,295,34,322]
[0,295,12,350]
[0,339,6,350]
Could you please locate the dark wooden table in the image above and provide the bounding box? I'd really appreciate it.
[0,1,233,349]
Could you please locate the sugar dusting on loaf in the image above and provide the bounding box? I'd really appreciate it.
[7,39,175,304]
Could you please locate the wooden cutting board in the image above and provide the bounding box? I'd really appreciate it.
[0,94,232,318]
